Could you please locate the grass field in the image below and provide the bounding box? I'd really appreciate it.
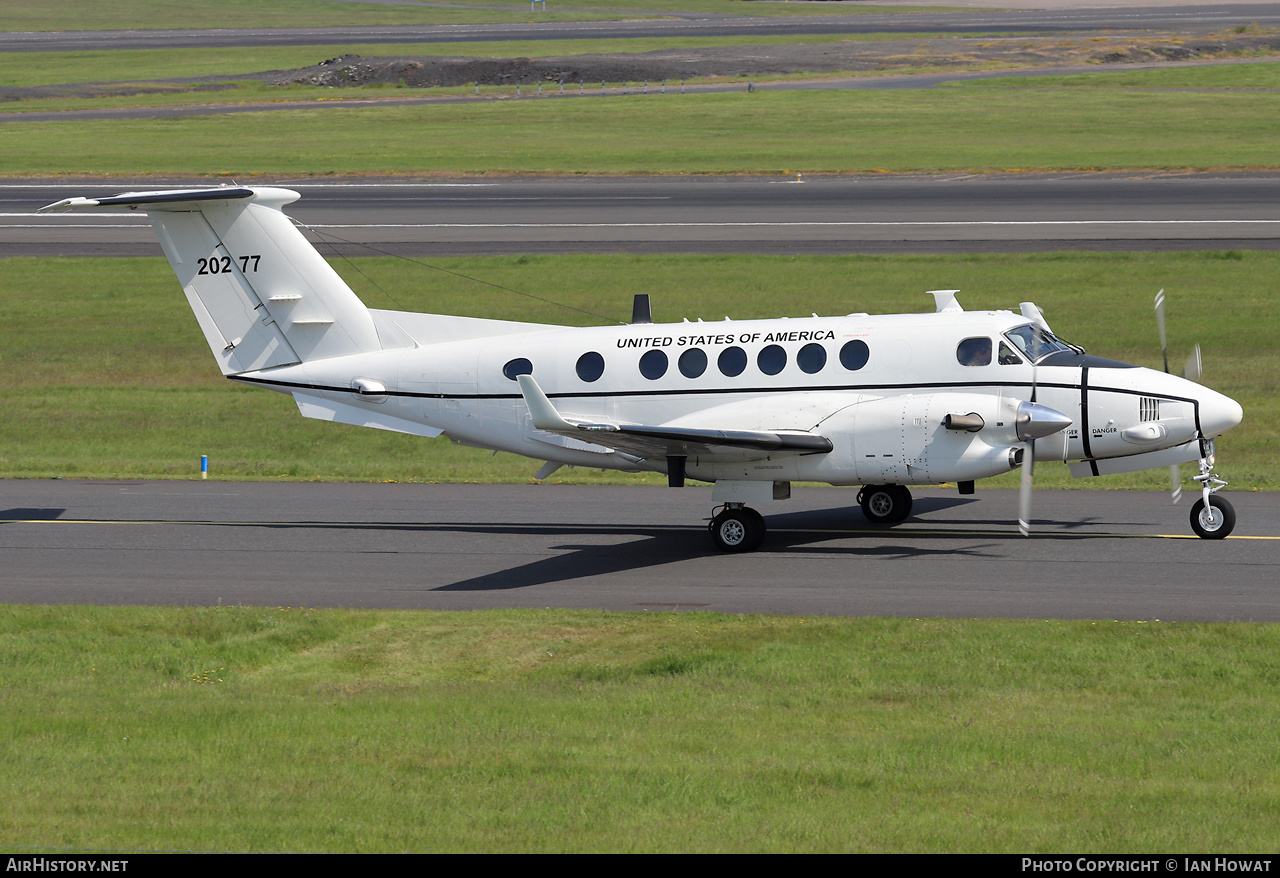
[1,252,1272,489]
[2,605,1277,852]
[0,34,952,119]
[0,33,929,92]
[6,86,1280,176]
[945,61,1280,90]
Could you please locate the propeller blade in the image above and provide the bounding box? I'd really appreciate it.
[1184,344,1202,383]
[1154,289,1170,374]
[1157,291,1192,506]
[1018,438,1035,537]
[1018,363,1038,536]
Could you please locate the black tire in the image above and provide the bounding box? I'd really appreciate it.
[744,507,765,549]
[859,484,913,525]
[1190,495,1235,539]
[710,508,765,553]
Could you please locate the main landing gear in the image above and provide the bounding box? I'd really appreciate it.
[1189,439,1235,539]
[857,484,913,525]
[709,483,917,553]
[709,504,766,553]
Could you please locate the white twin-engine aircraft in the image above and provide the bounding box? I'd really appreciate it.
[42,186,1244,551]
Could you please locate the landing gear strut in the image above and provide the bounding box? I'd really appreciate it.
[709,504,766,553]
[858,484,913,525]
[1189,439,1234,539]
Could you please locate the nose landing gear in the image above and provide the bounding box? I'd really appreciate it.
[1189,439,1234,539]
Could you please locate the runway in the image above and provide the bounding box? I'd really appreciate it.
[5,7,1275,622]
[10,174,1280,256]
[1,480,1275,620]
[5,4,1280,52]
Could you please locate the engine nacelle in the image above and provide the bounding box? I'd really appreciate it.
[810,391,1072,485]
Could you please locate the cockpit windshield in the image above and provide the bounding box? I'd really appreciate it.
[1004,323,1078,363]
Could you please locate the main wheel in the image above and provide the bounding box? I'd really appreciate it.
[1190,495,1235,539]
[859,484,913,525]
[709,507,765,553]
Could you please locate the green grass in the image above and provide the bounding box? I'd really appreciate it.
[0,34,957,118]
[0,252,1273,488]
[7,87,1280,176]
[945,60,1280,89]
[2,605,1277,852]
[0,34,935,90]
[0,0,932,32]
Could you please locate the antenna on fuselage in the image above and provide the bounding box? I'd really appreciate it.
[928,290,963,312]
[631,294,653,324]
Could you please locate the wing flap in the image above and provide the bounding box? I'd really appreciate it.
[516,375,832,462]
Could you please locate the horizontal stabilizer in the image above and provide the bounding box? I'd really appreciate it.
[40,188,255,212]
[294,393,444,439]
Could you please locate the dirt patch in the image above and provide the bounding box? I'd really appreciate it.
[268,32,1280,89]
[4,29,1280,102]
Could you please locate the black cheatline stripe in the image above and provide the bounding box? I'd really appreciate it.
[233,373,1200,410]
[234,374,1091,401]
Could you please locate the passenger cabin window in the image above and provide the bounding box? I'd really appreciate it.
[957,337,992,367]
[757,344,786,376]
[797,343,827,374]
[718,346,747,377]
[639,349,668,380]
[839,340,869,371]
[576,351,604,382]
[503,358,533,380]
[679,348,707,379]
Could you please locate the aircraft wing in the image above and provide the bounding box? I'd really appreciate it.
[517,375,832,461]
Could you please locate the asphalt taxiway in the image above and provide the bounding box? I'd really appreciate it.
[11,174,1280,256]
[5,4,1280,53]
[2,480,1274,619]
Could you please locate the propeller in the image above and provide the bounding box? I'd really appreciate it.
[1154,290,1203,503]
[1018,363,1037,537]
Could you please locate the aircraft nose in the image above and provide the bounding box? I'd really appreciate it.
[1199,388,1244,438]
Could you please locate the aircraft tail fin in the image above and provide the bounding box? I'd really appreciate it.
[41,186,383,375]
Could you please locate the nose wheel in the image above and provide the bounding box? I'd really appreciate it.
[709,504,766,553]
[1190,496,1235,539]
[1189,439,1235,539]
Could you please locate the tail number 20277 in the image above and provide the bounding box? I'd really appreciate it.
[197,254,261,275]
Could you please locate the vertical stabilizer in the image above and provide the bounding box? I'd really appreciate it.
[41,186,382,374]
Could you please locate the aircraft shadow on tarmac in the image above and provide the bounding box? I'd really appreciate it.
[0,497,1123,596]
[0,508,67,521]
[426,496,1112,592]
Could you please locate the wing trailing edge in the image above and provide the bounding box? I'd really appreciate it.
[516,375,832,461]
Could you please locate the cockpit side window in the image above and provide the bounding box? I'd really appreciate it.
[998,341,1023,365]
[1005,323,1072,363]
[956,337,992,367]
